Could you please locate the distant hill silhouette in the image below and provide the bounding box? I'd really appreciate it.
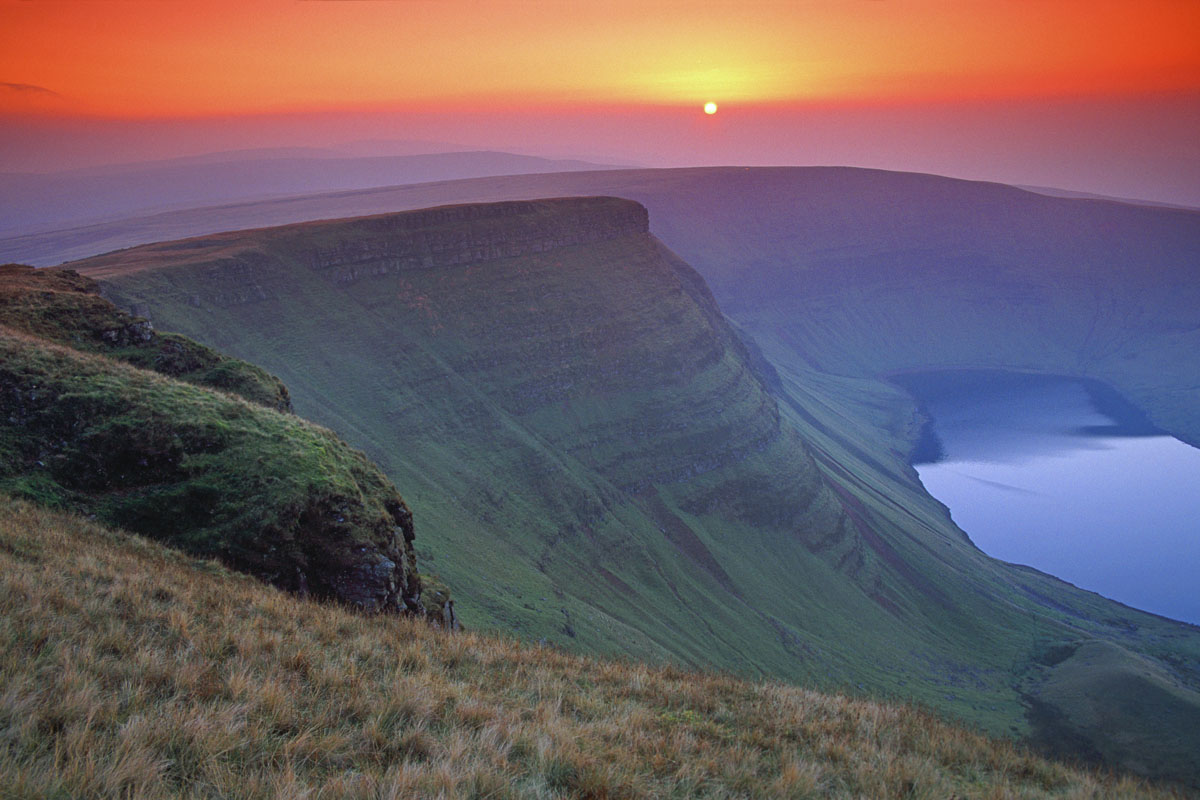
[0,149,622,236]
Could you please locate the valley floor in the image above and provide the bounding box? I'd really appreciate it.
[0,497,1183,799]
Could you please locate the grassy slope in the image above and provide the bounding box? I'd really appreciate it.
[0,263,290,412]
[762,356,1200,788]
[0,495,1181,800]
[619,170,1200,783]
[69,197,1200,787]
[610,170,1200,784]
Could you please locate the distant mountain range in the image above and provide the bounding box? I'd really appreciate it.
[0,149,625,237]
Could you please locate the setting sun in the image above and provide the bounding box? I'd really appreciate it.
[704,102,718,115]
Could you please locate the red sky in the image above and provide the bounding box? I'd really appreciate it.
[2,0,1199,203]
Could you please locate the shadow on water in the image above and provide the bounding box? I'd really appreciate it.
[888,369,1200,625]
[891,370,1164,465]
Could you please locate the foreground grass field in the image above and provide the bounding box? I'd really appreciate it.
[0,497,1181,799]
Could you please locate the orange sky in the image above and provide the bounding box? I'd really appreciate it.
[2,1,1198,205]
[3,0,1199,117]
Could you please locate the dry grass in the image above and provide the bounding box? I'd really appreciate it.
[0,497,1181,799]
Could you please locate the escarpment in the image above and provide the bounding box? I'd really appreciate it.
[295,200,786,493]
[87,199,830,520]
[0,265,433,616]
[76,198,861,668]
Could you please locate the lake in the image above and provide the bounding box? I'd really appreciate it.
[893,370,1200,626]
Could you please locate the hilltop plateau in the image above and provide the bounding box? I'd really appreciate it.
[63,196,1200,787]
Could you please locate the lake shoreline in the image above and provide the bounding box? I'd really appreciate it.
[889,368,1200,625]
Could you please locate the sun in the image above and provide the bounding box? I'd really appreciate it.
[703,101,718,115]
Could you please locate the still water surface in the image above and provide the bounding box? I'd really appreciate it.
[898,371,1200,625]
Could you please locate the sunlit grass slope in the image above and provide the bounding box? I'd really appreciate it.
[71,197,1200,787]
[0,496,1180,800]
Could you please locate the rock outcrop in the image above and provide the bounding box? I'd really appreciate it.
[0,265,432,615]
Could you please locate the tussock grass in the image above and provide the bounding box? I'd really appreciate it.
[0,497,1178,799]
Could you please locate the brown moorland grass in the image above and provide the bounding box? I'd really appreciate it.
[0,496,1183,799]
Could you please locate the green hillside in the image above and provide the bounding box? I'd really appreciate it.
[0,264,439,618]
[69,197,1200,787]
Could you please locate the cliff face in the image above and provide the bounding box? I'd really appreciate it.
[0,265,427,615]
[82,198,860,676]
[89,199,824,513]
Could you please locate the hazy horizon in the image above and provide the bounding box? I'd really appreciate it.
[2,92,1197,208]
[3,0,1198,206]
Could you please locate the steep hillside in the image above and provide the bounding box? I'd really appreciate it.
[4,497,1175,800]
[80,198,854,673]
[0,265,437,616]
[69,198,1200,786]
[615,170,1200,451]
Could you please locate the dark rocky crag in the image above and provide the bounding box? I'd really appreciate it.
[0,264,439,617]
